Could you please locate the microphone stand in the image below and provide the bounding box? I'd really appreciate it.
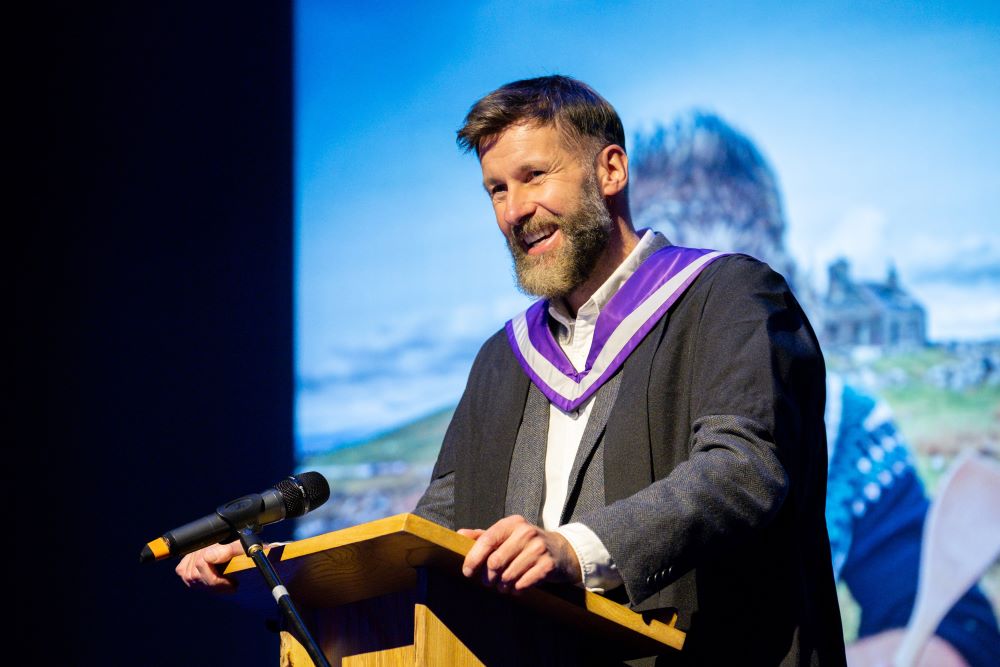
[237,527,331,667]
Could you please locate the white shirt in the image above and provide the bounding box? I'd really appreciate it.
[549,230,669,592]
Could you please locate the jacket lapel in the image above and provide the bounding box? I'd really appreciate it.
[560,370,622,523]
[461,338,531,529]
[602,312,671,503]
[505,383,549,524]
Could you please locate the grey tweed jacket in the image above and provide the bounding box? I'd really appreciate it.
[416,254,846,666]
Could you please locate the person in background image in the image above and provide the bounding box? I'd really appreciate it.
[628,110,999,667]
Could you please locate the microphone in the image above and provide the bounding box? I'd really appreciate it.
[139,471,330,563]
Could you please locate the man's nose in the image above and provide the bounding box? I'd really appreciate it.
[503,185,536,227]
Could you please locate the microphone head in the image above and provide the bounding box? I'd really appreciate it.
[275,471,330,518]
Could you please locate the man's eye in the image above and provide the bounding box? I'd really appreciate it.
[530,170,545,179]
[490,185,507,198]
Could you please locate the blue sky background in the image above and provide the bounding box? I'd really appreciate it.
[295,1,999,452]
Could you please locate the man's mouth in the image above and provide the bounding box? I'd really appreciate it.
[518,224,559,254]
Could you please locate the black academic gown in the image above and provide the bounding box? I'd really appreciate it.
[418,254,847,666]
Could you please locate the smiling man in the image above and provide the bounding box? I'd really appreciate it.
[484,121,627,308]
[176,75,845,665]
[412,75,847,665]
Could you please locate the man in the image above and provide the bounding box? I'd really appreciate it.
[178,76,846,665]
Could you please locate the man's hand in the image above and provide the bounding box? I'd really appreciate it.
[459,515,583,593]
[174,541,245,593]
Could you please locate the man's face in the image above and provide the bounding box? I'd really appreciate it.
[479,123,613,299]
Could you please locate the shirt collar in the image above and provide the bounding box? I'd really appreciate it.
[548,229,671,333]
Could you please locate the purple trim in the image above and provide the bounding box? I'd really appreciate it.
[587,246,713,369]
[505,320,577,412]
[565,261,709,410]
[523,299,581,380]
[506,246,727,412]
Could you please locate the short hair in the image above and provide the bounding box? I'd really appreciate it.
[456,75,626,158]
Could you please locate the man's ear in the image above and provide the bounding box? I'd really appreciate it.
[596,144,629,197]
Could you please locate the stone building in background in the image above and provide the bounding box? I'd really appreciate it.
[821,258,927,351]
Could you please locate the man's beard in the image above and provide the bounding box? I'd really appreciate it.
[505,176,613,300]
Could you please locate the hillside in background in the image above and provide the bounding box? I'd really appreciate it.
[825,341,999,488]
[296,406,453,537]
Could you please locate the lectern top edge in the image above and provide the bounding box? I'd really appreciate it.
[223,512,685,652]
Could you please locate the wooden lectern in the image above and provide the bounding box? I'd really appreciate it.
[225,513,685,666]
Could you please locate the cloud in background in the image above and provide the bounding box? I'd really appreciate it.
[297,294,529,449]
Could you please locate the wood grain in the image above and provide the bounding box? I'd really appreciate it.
[227,513,685,664]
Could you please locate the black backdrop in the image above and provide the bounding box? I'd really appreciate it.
[19,4,294,664]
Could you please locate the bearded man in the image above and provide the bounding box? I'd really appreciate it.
[177,76,846,665]
[412,75,845,665]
